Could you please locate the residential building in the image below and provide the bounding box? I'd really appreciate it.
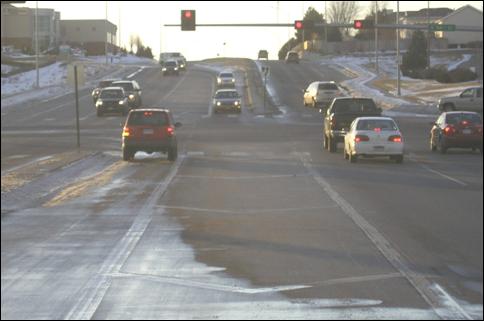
[399,7,453,40]
[434,5,483,48]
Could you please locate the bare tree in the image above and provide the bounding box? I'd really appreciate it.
[327,1,360,24]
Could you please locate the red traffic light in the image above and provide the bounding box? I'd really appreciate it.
[294,20,303,30]
[354,20,363,29]
[184,10,192,19]
[181,10,196,31]
[354,19,374,29]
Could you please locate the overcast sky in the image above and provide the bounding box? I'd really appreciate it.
[18,1,484,60]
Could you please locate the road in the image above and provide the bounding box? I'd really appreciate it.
[1,58,482,319]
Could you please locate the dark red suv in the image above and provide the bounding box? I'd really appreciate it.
[122,109,181,161]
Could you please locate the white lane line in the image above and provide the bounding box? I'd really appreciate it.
[158,205,339,215]
[176,174,308,180]
[296,152,471,320]
[65,155,185,320]
[433,284,473,320]
[126,67,145,79]
[158,71,188,104]
[110,272,311,294]
[408,154,467,187]
[79,111,96,121]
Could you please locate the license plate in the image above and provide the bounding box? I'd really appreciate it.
[373,146,384,150]
[462,129,471,135]
[143,129,154,135]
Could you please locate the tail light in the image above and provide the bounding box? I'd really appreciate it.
[388,135,402,143]
[166,126,174,137]
[374,128,381,133]
[443,125,455,136]
[354,135,370,143]
[461,120,469,126]
[122,127,131,137]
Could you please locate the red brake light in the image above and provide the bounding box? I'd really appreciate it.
[166,126,174,136]
[122,127,131,137]
[461,120,469,126]
[354,135,370,143]
[388,135,402,143]
[374,127,381,132]
[144,112,153,116]
[443,125,455,136]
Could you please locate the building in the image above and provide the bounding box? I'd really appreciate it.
[434,5,483,48]
[1,3,60,53]
[399,7,453,40]
[60,20,117,55]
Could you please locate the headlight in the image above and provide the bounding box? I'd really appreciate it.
[217,79,222,84]
[216,101,221,106]
[162,68,167,71]
[234,101,239,106]
[174,67,178,71]
[231,79,235,83]
[128,94,135,101]
[119,100,125,105]
[96,100,103,106]
[180,64,185,68]
[92,90,100,96]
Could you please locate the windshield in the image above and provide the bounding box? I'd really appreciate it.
[333,99,377,113]
[100,90,123,99]
[319,83,338,90]
[215,91,239,99]
[220,73,234,78]
[165,61,177,67]
[446,113,482,125]
[127,111,169,126]
[112,82,134,91]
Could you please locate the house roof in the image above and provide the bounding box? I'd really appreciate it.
[404,7,453,18]
[439,4,483,22]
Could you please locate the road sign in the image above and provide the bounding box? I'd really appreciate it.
[67,64,85,87]
[429,24,456,32]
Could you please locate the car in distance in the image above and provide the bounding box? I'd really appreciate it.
[430,111,483,154]
[344,117,405,163]
[92,79,119,103]
[285,51,299,64]
[162,60,180,76]
[95,87,129,116]
[323,97,382,152]
[258,50,268,60]
[213,89,242,113]
[111,80,142,109]
[122,109,181,161]
[216,71,236,88]
[304,81,343,109]
[438,87,482,113]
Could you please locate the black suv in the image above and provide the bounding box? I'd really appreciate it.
[112,80,142,108]
[95,87,129,116]
[122,109,181,161]
[323,98,382,152]
[92,79,119,103]
[162,60,180,76]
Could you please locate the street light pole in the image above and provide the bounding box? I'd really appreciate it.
[35,1,39,88]
[375,1,379,74]
[105,1,108,65]
[396,1,401,96]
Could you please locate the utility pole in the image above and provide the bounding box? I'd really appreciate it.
[105,1,108,65]
[324,1,328,47]
[396,1,401,96]
[375,1,379,74]
[427,1,431,68]
[35,1,39,88]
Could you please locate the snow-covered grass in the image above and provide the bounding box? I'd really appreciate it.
[1,55,157,108]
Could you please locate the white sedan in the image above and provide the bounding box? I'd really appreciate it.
[344,117,405,163]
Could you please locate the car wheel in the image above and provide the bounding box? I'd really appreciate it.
[349,152,358,163]
[168,146,177,161]
[394,155,404,164]
[328,137,337,153]
[344,147,349,160]
[122,148,132,161]
[97,109,103,117]
[439,137,447,154]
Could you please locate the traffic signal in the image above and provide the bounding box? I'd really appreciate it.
[354,20,374,29]
[294,20,315,30]
[181,10,196,31]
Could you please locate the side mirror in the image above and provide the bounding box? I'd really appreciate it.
[175,122,182,128]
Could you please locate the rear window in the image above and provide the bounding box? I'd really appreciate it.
[99,80,113,88]
[100,90,123,99]
[128,111,169,126]
[446,113,482,125]
[220,73,234,78]
[113,82,134,91]
[319,83,339,91]
[332,99,377,113]
[215,91,239,99]
[356,119,398,131]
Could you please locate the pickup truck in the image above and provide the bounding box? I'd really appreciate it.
[438,87,482,113]
[323,97,382,152]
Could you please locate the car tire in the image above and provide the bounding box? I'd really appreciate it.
[439,137,448,154]
[394,155,404,164]
[168,146,177,161]
[344,147,349,160]
[122,148,133,161]
[97,109,103,117]
[328,137,337,153]
[349,152,357,163]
